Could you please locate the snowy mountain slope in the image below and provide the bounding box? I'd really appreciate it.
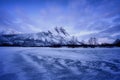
[0,28,21,35]
[0,27,81,46]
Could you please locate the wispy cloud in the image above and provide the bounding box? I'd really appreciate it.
[0,0,120,42]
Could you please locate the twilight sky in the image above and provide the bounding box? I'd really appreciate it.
[0,0,120,43]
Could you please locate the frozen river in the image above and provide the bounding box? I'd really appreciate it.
[0,47,120,80]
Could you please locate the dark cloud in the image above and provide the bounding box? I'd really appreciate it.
[113,17,120,23]
[100,25,120,35]
[0,10,15,28]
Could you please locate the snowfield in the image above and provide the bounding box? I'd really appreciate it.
[0,47,120,80]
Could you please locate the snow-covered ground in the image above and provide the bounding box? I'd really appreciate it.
[0,47,120,80]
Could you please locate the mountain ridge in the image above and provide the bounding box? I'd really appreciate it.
[0,27,81,47]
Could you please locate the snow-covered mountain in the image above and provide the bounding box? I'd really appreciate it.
[0,28,21,35]
[0,27,81,46]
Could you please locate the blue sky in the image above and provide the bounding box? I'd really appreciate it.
[0,0,120,42]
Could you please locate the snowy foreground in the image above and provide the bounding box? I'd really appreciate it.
[0,47,120,80]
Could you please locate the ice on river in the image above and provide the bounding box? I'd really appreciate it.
[0,47,120,80]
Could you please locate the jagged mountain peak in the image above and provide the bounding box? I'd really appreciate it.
[0,27,81,46]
